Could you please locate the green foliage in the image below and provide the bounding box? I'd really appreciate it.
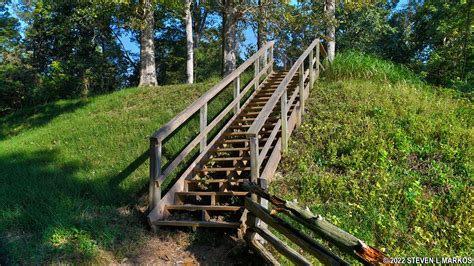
[273,53,473,260]
[408,0,473,90]
[336,0,396,55]
[0,80,224,263]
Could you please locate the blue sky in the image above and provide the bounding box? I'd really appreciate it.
[7,0,409,61]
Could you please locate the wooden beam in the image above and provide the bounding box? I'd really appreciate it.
[242,182,388,265]
[245,198,349,265]
[200,103,207,152]
[252,226,312,266]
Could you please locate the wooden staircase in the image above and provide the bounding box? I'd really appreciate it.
[153,72,299,228]
[146,39,326,231]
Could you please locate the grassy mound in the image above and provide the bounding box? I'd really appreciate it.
[0,79,234,263]
[272,52,473,261]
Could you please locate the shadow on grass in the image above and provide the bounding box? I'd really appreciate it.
[0,149,150,264]
[0,99,88,141]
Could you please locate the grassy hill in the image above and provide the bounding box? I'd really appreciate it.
[0,52,471,263]
[0,79,233,263]
[272,52,473,262]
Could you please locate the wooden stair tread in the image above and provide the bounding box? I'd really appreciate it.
[166,205,243,211]
[153,220,241,228]
[201,167,251,172]
[185,178,247,183]
[176,191,248,196]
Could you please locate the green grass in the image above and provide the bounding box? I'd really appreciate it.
[271,52,473,262]
[0,78,241,263]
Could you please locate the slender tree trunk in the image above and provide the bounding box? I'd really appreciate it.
[257,0,266,50]
[185,0,194,84]
[325,0,336,62]
[222,0,237,76]
[192,0,208,48]
[139,0,158,86]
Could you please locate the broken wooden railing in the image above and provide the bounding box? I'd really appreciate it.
[148,41,274,219]
[243,182,388,265]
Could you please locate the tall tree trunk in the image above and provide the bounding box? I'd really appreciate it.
[185,0,194,84]
[325,0,336,62]
[192,0,208,48]
[222,0,237,76]
[139,0,158,86]
[257,0,266,50]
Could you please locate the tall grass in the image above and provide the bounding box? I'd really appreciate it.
[324,51,424,85]
[272,53,473,263]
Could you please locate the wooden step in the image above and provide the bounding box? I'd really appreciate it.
[208,156,251,161]
[176,191,248,196]
[185,178,246,184]
[201,167,251,172]
[166,205,243,211]
[153,220,241,228]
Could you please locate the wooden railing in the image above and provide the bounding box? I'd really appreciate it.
[246,38,326,197]
[243,182,388,265]
[148,41,275,217]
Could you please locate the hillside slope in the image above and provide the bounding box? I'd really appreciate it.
[0,80,248,264]
[272,52,473,261]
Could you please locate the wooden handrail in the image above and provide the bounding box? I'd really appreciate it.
[151,41,275,142]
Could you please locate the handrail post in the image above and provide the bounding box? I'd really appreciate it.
[249,134,260,240]
[281,88,288,152]
[309,49,314,93]
[149,137,162,211]
[264,46,268,71]
[254,57,260,91]
[298,63,305,127]
[200,103,207,152]
[234,76,241,114]
[269,44,274,73]
[316,39,320,80]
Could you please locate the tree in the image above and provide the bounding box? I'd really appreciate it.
[139,0,158,86]
[222,0,238,76]
[185,0,193,84]
[257,0,267,50]
[325,0,336,62]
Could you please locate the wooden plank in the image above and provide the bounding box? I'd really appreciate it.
[201,167,251,172]
[153,220,241,228]
[298,64,304,127]
[176,191,248,196]
[252,226,312,266]
[166,205,242,211]
[185,178,246,183]
[260,138,281,182]
[242,182,388,265]
[246,237,281,266]
[245,198,349,265]
[149,139,161,211]
[200,103,207,152]
[234,75,240,114]
[258,119,281,163]
[281,88,288,152]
